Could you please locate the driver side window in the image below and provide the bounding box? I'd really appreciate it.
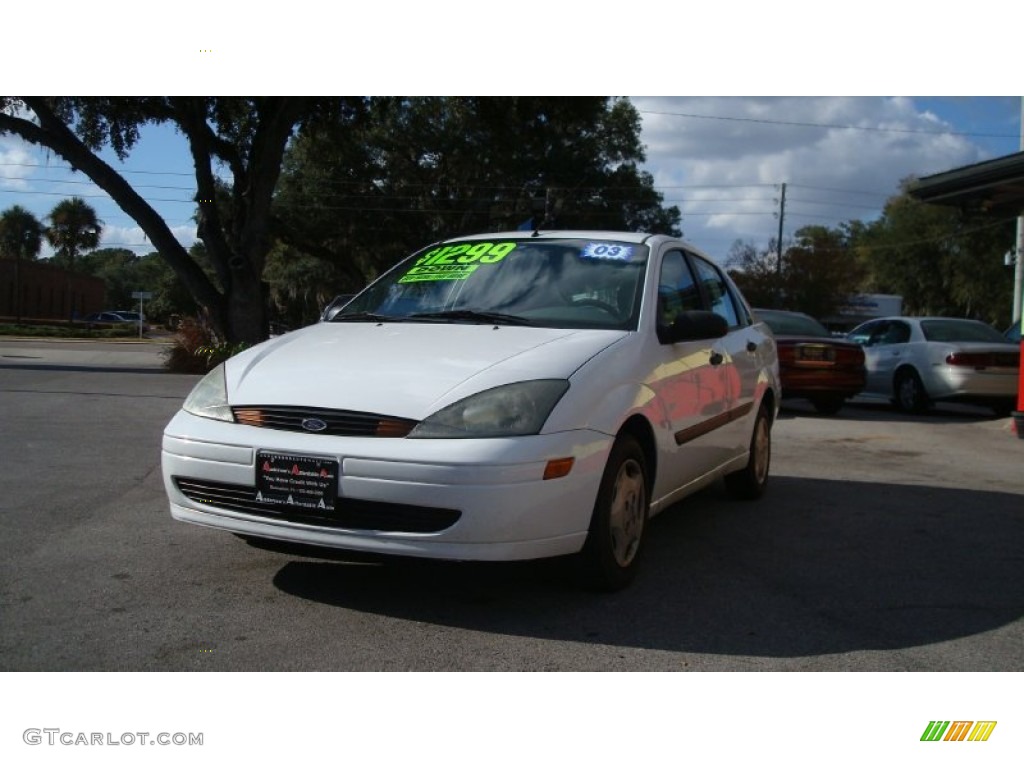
[657,251,701,328]
[691,254,741,328]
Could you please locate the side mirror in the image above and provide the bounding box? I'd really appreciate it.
[321,295,355,322]
[658,310,729,344]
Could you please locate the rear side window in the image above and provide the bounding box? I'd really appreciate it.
[852,320,909,346]
[921,319,1007,343]
[875,321,911,345]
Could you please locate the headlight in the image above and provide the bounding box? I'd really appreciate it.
[182,364,235,422]
[409,380,569,438]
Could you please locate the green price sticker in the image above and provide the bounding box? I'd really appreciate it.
[399,241,517,283]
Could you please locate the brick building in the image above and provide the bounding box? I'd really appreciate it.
[0,259,106,323]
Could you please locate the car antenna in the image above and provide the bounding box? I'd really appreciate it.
[532,188,553,237]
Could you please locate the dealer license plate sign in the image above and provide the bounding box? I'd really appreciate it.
[797,344,835,362]
[256,452,338,511]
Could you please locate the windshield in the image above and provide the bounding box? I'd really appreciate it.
[756,309,829,338]
[337,237,649,330]
[921,319,1008,343]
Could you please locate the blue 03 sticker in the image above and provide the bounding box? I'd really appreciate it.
[580,243,633,261]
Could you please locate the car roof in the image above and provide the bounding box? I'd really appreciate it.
[434,231,723,264]
[440,230,669,246]
[859,316,1002,324]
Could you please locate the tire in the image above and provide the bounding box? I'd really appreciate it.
[578,435,649,591]
[893,369,929,414]
[724,404,771,500]
[810,396,844,415]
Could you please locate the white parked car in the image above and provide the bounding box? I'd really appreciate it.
[848,316,1020,416]
[162,231,780,589]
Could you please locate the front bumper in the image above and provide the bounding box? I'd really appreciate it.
[161,410,614,561]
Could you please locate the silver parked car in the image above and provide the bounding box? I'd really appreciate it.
[848,317,1020,416]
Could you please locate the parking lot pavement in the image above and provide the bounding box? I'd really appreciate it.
[0,338,171,371]
[0,351,1021,672]
[774,398,1023,490]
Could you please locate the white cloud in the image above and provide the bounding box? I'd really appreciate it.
[632,97,993,255]
[38,222,197,259]
[97,223,197,253]
[0,135,36,191]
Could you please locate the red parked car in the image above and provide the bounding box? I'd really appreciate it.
[756,309,866,414]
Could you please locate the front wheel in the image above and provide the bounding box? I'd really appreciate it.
[578,435,649,591]
[724,404,771,500]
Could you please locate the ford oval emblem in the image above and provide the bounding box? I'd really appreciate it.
[301,417,328,433]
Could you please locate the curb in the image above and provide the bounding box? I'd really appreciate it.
[0,336,173,345]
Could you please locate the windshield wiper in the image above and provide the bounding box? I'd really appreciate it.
[408,310,533,326]
[330,312,398,323]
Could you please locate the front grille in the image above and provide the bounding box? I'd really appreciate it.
[174,477,460,533]
[232,405,417,437]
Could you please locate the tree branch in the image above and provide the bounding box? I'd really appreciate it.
[170,97,235,293]
[3,101,224,314]
[241,98,310,271]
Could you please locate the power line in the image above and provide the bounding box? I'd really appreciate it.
[11,176,196,192]
[3,159,982,241]
[1,160,899,214]
[0,159,786,194]
[846,218,1017,254]
[787,183,893,198]
[0,161,195,177]
[637,109,1021,140]
[0,188,194,204]
[0,182,886,223]
[786,198,885,212]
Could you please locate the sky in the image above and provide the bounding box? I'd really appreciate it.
[1,96,1021,266]
[2,2,1022,267]
[637,96,1021,252]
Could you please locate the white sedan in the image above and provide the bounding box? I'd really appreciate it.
[162,231,779,589]
[848,316,1020,416]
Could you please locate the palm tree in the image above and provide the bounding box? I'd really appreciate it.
[0,205,44,323]
[45,197,103,320]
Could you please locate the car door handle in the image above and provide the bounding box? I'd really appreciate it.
[710,352,724,366]
[746,341,758,353]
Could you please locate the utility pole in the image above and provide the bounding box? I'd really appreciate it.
[775,182,787,307]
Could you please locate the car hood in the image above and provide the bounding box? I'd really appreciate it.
[225,322,628,419]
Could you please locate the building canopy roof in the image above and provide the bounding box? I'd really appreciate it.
[909,151,1024,216]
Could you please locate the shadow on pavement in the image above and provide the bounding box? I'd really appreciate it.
[0,363,168,374]
[270,476,1024,659]
[779,398,1010,425]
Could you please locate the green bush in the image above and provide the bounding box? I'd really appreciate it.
[163,317,248,373]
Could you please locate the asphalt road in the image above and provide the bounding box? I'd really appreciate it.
[1,338,1022,671]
